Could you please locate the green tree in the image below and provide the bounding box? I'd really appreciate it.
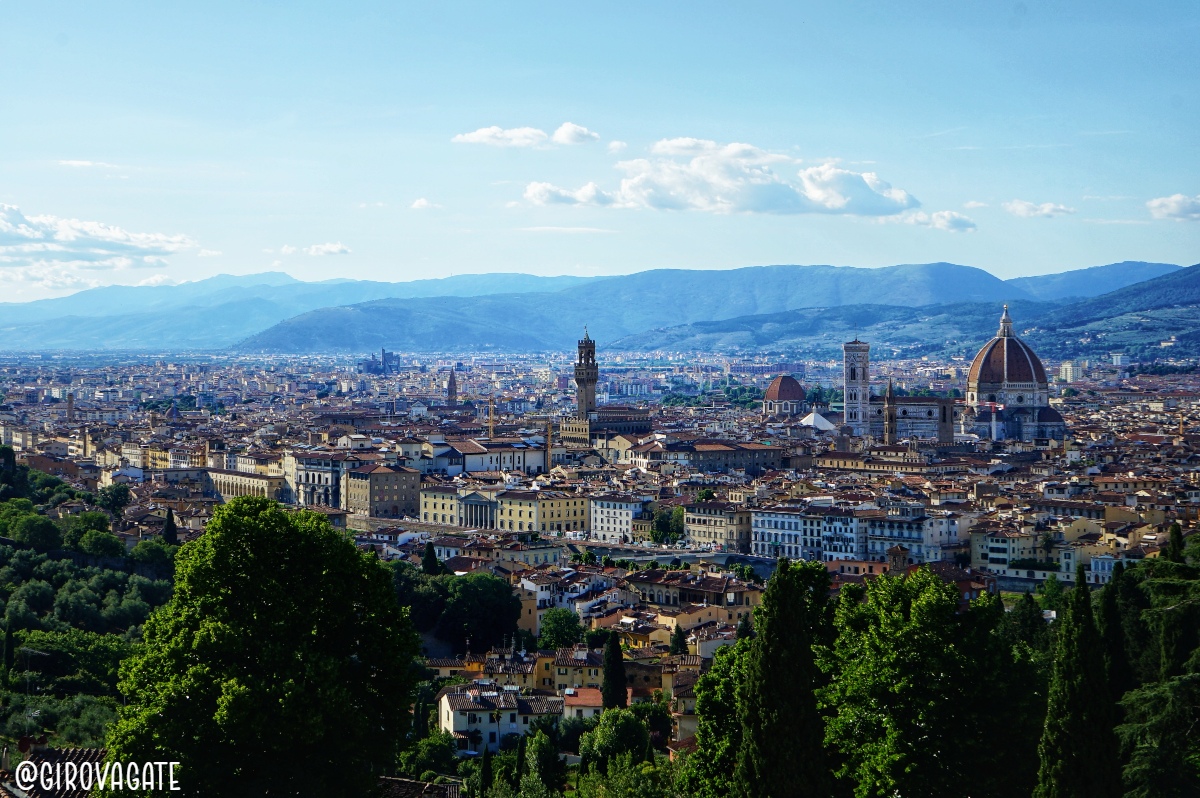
[539,609,583,650]
[1165,521,1184,563]
[480,746,494,795]
[824,569,985,798]
[1097,569,1134,701]
[130,537,177,571]
[579,708,649,776]
[1034,565,1121,798]
[695,488,716,502]
[438,572,521,654]
[1002,591,1049,653]
[1116,672,1200,798]
[422,541,444,575]
[525,729,566,793]
[670,506,685,540]
[1038,573,1067,613]
[678,640,748,798]
[78,529,125,558]
[669,624,688,655]
[12,515,62,552]
[106,496,420,797]
[162,508,179,545]
[736,558,831,798]
[61,511,111,549]
[95,483,131,519]
[602,631,627,709]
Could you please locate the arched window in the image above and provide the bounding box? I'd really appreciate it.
[849,367,857,381]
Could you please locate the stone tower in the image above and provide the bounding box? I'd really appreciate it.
[842,339,870,436]
[883,380,898,445]
[66,392,75,422]
[574,328,598,420]
[446,369,457,407]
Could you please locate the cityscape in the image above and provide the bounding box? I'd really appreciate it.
[0,2,1197,797]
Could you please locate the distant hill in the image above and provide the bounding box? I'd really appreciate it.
[0,272,599,350]
[608,266,1200,360]
[1005,261,1181,301]
[0,260,1189,352]
[237,263,1035,352]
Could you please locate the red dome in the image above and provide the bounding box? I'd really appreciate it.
[968,306,1048,386]
[764,375,806,402]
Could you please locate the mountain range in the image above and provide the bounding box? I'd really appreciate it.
[0,261,1191,356]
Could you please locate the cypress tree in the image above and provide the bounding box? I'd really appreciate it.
[479,746,492,794]
[734,558,832,798]
[669,624,688,655]
[601,631,627,709]
[422,542,442,575]
[512,734,527,788]
[162,508,178,545]
[1165,521,1184,563]
[1034,564,1121,798]
[1098,566,1133,701]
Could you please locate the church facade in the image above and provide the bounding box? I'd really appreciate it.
[841,339,955,444]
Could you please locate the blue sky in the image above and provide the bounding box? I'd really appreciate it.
[0,1,1196,300]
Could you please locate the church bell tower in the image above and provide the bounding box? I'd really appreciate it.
[843,339,870,436]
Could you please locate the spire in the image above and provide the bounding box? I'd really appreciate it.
[583,325,590,341]
[998,304,1014,337]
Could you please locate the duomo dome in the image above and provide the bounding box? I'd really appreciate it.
[966,305,1049,409]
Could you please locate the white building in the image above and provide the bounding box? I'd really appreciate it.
[589,495,649,544]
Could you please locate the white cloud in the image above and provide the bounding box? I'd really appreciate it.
[524,182,615,206]
[1147,193,1200,221]
[58,160,119,168]
[552,123,600,145]
[0,203,194,270]
[1003,199,1077,218]
[280,245,297,255]
[964,200,988,209]
[411,198,443,210]
[607,141,627,153]
[900,210,977,232]
[524,138,919,216]
[197,249,222,257]
[303,242,351,256]
[137,274,175,286]
[452,126,548,147]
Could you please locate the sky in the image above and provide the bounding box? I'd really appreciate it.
[0,1,1197,301]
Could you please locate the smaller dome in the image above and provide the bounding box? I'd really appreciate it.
[764,375,806,402]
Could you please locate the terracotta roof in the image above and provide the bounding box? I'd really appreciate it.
[763,375,805,402]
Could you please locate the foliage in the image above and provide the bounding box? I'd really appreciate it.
[579,708,649,776]
[601,631,627,709]
[539,608,583,650]
[677,640,748,798]
[106,497,420,796]
[1116,672,1200,798]
[423,541,445,575]
[78,529,125,558]
[695,488,716,502]
[629,691,672,750]
[392,562,520,654]
[399,730,459,780]
[12,515,62,552]
[650,508,683,545]
[95,483,131,519]
[576,752,680,798]
[130,536,178,572]
[669,624,687,655]
[1034,565,1121,798]
[1037,572,1067,612]
[737,558,832,798]
[11,627,133,698]
[524,729,566,793]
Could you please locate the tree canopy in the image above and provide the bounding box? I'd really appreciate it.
[106,496,420,796]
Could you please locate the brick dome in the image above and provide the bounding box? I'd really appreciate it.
[967,306,1048,386]
[763,375,806,402]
